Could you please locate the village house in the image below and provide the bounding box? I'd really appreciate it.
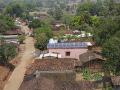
[0,28,23,44]
[0,27,24,53]
[51,21,65,31]
[30,11,49,20]
[76,50,105,72]
[47,40,92,60]
[19,58,95,90]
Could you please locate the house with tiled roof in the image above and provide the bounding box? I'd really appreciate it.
[19,58,95,90]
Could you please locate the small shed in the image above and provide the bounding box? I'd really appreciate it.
[77,51,105,72]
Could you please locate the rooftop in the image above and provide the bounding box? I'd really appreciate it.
[111,76,120,85]
[26,58,77,75]
[75,50,105,66]
[47,42,90,49]
[2,29,23,35]
[19,76,94,90]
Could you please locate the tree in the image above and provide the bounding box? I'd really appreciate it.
[91,16,101,27]
[48,7,63,20]
[0,15,15,34]
[76,2,93,15]
[102,35,120,75]
[18,35,25,44]
[35,26,53,39]
[62,13,72,29]
[71,16,81,30]
[4,3,24,17]
[47,8,54,16]
[34,26,53,50]
[28,19,44,29]
[94,18,119,46]
[35,33,48,51]
[0,43,17,64]
[53,7,63,20]
[71,12,92,31]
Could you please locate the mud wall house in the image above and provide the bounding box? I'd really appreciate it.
[1,29,23,44]
[0,29,23,52]
[47,42,90,60]
[76,51,105,72]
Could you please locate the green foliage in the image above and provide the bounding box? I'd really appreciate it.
[76,1,103,16]
[92,73,102,81]
[94,17,119,46]
[48,7,63,20]
[82,68,92,80]
[28,19,44,29]
[54,7,63,20]
[102,35,120,75]
[47,8,54,16]
[18,35,25,44]
[21,12,33,21]
[71,12,92,31]
[0,15,15,34]
[35,26,53,38]
[4,3,24,17]
[34,26,53,50]
[82,68,103,81]
[71,16,81,30]
[3,1,35,18]
[91,16,101,27]
[34,33,48,51]
[76,0,120,16]
[62,13,72,26]
[0,43,17,64]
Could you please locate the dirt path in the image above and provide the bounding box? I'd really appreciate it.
[3,26,35,90]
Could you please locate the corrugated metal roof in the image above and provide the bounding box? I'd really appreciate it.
[47,42,88,49]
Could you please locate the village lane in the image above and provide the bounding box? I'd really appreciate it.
[3,26,35,90]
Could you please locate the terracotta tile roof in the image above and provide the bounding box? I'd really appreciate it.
[26,58,77,75]
[19,76,95,90]
[111,76,120,85]
[19,58,96,90]
[3,29,23,35]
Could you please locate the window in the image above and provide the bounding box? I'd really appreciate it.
[66,52,70,56]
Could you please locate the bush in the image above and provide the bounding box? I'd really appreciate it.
[92,73,102,81]
[0,43,17,64]
[82,68,92,80]
[18,35,25,44]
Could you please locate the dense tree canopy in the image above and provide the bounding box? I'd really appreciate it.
[34,26,53,50]
[94,17,120,46]
[4,3,24,17]
[0,15,15,34]
[0,43,17,64]
[34,33,48,51]
[28,19,44,29]
[102,33,120,75]
[47,7,63,20]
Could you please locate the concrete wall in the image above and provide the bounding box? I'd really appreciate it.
[49,48,87,60]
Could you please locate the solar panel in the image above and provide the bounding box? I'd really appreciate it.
[47,42,89,49]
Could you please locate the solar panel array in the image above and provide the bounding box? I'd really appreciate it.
[47,42,88,49]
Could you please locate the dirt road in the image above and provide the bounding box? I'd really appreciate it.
[4,26,35,90]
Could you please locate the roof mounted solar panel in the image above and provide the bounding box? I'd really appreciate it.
[47,42,89,49]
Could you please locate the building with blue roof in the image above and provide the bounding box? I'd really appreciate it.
[47,42,92,60]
